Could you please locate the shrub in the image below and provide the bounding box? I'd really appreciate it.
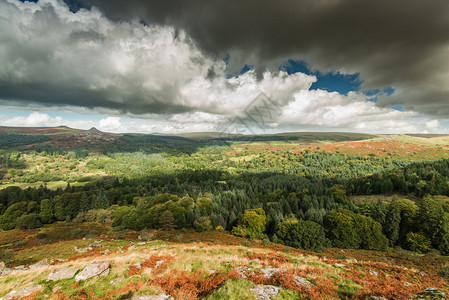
[194,216,213,232]
[324,209,388,251]
[0,201,28,230]
[85,210,97,222]
[276,219,329,252]
[160,210,176,231]
[406,232,432,253]
[240,240,252,247]
[15,213,42,229]
[73,212,86,223]
[232,208,266,239]
[96,209,112,223]
[36,232,47,239]
[231,225,247,238]
[439,264,449,282]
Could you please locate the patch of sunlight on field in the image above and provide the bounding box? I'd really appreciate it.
[0,180,88,190]
[229,155,258,162]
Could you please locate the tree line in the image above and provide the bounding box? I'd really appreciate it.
[1,154,449,254]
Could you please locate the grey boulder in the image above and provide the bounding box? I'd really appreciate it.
[47,266,79,281]
[75,261,109,281]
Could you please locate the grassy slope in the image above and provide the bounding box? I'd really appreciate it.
[0,224,448,299]
[1,129,449,298]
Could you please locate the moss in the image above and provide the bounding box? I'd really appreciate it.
[337,279,362,298]
[205,279,256,300]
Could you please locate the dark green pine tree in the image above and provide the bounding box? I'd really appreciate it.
[80,193,91,212]
[93,191,109,209]
[160,210,176,231]
[384,200,401,246]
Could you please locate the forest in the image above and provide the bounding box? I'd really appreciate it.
[1,131,449,257]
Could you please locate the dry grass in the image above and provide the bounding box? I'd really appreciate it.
[0,228,448,299]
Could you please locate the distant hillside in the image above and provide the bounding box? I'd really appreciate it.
[406,133,449,138]
[3,126,448,157]
[0,126,380,153]
[173,131,377,142]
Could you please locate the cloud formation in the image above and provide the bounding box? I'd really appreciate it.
[0,0,314,117]
[0,0,448,134]
[81,0,449,117]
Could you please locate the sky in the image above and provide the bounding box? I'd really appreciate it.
[1,0,449,134]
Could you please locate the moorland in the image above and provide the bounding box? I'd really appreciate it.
[1,126,449,299]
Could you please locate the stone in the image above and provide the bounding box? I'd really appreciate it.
[74,246,87,254]
[138,232,154,241]
[248,259,261,264]
[47,267,79,281]
[2,285,42,300]
[415,287,446,299]
[294,276,314,287]
[90,241,102,248]
[334,263,347,268]
[132,294,173,300]
[155,260,164,268]
[368,270,379,276]
[250,285,282,300]
[364,297,388,300]
[110,276,125,285]
[0,268,12,276]
[29,259,49,269]
[10,265,29,275]
[50,258,67,265]
[403,281,413,287]
[234,266,252,278]
[0,262,5,268]
[260,268,283,278]
[75,261,109,281]
[99,267,110,277]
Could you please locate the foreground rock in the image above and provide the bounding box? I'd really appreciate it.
[47,266,79,281]
[110,276,125,285]
[10,265,29,275]
[415,287,446,299]
[132,294,173,300]
[250,285,282,300]
[0,268,12,276]
[295,276,314,287]
[2,285,42,300]
[75,261,109,281]
[260,268,284,278]
[29,259,49,269]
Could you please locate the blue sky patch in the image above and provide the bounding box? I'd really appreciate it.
[279,59,362,95]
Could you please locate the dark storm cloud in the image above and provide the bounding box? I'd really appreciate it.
[0,0,216,115]
[80,0,449,117]
[0,81,189,115]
